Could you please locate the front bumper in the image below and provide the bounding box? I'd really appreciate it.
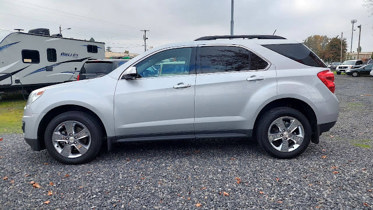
[23,105,44,151]
[25,138,44,151]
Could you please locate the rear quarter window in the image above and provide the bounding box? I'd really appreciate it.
[263,43,326,67]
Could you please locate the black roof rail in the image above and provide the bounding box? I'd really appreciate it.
[195,35,286,41]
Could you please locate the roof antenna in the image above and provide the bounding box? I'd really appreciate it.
[273,29,277,35]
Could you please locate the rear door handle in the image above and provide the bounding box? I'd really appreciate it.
[246,75,264,81]
[173,82,191,89]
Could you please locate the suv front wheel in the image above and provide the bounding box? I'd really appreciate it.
[44,111,103,164]
[256,107,311,158]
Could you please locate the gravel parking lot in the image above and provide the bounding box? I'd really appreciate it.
[1,75,372,209]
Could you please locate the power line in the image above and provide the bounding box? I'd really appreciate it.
[2,0,140,31]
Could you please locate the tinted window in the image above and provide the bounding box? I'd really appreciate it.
[47,48,57,62]
[87,45,98,53]
[22,50,40,64]
[82,62,114,74]
[263,43,326,67]
[198,46,268,74]
[135,48,192,78]
[342,60,356,65]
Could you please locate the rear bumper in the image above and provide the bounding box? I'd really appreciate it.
[319,121,336,134]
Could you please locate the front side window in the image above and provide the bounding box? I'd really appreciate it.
[47,48,57,62]
[198,46,268,74]
[22,50,40,64]
[135,48,192,78]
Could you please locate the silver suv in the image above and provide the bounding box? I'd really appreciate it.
[336,59,363,75]
[23,35,339,164]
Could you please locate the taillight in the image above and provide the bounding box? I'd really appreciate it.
[77,75,80,81]
[317,70,335,93]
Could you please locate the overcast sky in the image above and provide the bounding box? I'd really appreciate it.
[1,0,372,54]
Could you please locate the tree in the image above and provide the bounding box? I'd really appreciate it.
[323,37,348,62]
[304,35,329,58]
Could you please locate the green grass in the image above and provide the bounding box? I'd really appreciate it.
[352,143,371,149]
[346,102,364,110]
[0,100,26,134]
[351,139,372,149]
[351,139,373,149]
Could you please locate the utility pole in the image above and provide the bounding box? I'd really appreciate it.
[340,32,343,63]
[59,25,62,34]
[141,30,149,52]
[230,0,234,36]
[350,19,357,53]
[357,25,362,59]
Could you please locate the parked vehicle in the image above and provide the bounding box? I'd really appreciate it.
[77,59,128,80]
[370,69,373,76]
[327,62,341,70]
[336,60,363,75]
[0,28,104,92]
[23,35,339,164]
[346,64,373,77]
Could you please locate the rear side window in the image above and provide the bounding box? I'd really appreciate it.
[47,48,57,62]
[22,50,40,64]
[263,43,326,67]
[198,46,268,74]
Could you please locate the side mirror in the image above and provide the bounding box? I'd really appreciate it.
[122,66,138,80]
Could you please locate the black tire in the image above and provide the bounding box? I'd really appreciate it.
[256,107,311,159]
[44,111,103,164]
[352,72,359,77]
[336,71,341,75]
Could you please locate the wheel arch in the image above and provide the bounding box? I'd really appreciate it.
[253,98,319,144]
[37,105,107,150]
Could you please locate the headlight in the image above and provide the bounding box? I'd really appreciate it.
[27,88,45,105]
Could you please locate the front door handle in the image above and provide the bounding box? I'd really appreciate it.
[246,75,264,82]
[173,82,191,89]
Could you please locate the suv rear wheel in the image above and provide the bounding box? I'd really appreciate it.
[256,107,311,158]
[44,111,103,164]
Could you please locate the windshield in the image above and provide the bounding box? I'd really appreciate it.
[342,60,356,65]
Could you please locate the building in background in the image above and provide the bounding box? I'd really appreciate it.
[347,52,372,62]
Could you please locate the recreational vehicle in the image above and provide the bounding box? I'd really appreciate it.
[0,28,105,91]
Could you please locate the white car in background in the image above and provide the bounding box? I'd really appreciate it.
[336,60,363,75]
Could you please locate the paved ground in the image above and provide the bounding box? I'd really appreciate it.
[0,75,372,209]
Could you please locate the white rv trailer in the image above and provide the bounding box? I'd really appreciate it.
[0,29,105,91]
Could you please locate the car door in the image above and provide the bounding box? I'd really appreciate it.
[194,45,276,137]
[114,47,196,139]
[362,64,373,75]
